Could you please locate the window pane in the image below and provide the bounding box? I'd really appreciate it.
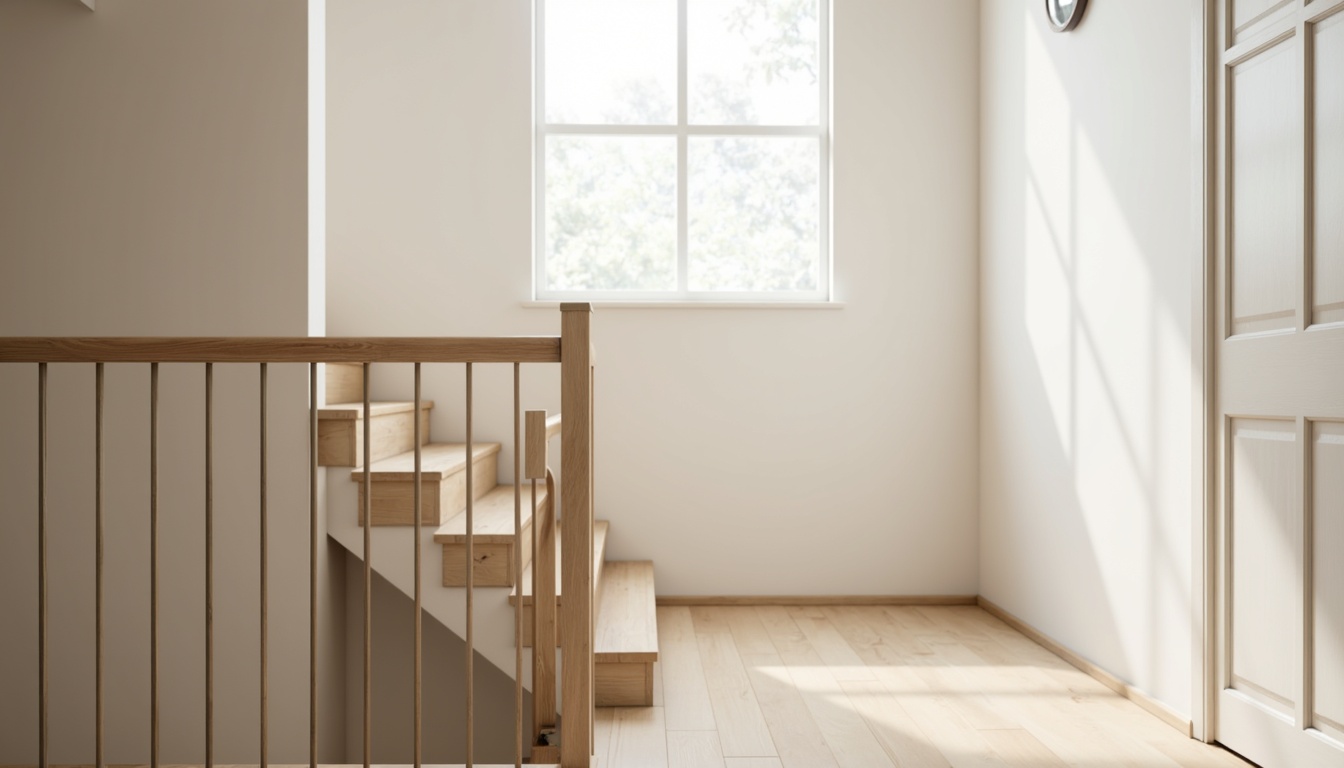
[688,0,820,126]
[688,137,820,291]
[545,0,676,125]
[544,136,677,291]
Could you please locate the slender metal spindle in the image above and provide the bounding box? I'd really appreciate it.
[363,362,372,768]
[150,363,160,768]
[37,363,47,768]
[413,363,423,768]
[308,362,318,768]
[95,363,104,768]
[205,363,214,768]
[465,362,474,768]
[259,363,269,768]
[513,364,523,768]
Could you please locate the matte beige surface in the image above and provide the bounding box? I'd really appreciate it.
[595,606,1254,768]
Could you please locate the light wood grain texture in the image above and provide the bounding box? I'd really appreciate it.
[667,731,724,768]
[595,663,655,708]
[318,401,431,467]
[526,410,548,480]
[325,362,363,403]
[514,521,608,648]
[0,336,563,363]
[442,485,534,588]
[606,707,667,767]
[595,562,658,663]
[592,562,658,706]
[658,608,717,732]
[738,652,837,768]
[695,630,775,758]
[559,304,593,768]
[778,649,893,767]
[354,444,499,526]
[532,473,558,750]
[592,606,1251,768]
[656,595,977,606]
[976,597,1193,736]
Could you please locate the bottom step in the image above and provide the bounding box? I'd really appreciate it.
[595,561,658,707]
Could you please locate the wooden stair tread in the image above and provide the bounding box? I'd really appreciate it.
[351,442,500,482]
[319,400,433,420]
[595,561,658,663]
[510,520,609,605]
[433,484,545,543]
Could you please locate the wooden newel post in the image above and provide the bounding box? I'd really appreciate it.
[559,303,594,768]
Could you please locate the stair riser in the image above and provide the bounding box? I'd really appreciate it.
[319,408,431,468]
[326,362,364,404]
[595,661,654,707]
[357,455,498,526]
[442,518,534,588]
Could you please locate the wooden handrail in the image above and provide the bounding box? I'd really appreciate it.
[0,336,561,363]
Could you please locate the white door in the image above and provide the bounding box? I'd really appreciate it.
[1214,1,1344,765]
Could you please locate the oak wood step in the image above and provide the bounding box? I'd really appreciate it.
[317,400,432,468]
[594,561,658,664]
[510,521,608,647]
[594,561,658,707]
[434,484,546,588]
[353,442,499,526]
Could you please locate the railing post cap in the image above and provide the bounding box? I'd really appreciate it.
[559,302,593,312]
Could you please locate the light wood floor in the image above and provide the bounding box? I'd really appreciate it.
[593,605,1254,768]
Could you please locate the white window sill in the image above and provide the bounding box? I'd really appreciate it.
[521,300,845,310]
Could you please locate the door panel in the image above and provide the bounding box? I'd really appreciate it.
[1230,39,1300,336]
[1315,421,1344,743]
[1215,2,1344,765]
[1314,14,1344,327]
[1230,419,1300,712]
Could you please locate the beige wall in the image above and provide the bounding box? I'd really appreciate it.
[0,0,344,761]
[342,551,530,764]
[327,0,982,600]
[979,0,1196,717]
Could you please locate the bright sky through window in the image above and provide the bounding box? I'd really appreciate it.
[536,0,829,301]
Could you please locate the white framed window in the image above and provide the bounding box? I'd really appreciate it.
[534,0,830,303]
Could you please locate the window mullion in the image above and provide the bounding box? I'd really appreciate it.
[677,0,689,294]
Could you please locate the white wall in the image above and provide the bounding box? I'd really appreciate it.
[979,0,1196,718]
[328,0,981,598]
[0,0,345,761]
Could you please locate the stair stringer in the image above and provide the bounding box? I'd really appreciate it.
[326,471,544,694]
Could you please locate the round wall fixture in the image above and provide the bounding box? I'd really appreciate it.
[1045,0,1088,32]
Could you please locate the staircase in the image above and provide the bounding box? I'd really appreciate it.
[319,362,659,710]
